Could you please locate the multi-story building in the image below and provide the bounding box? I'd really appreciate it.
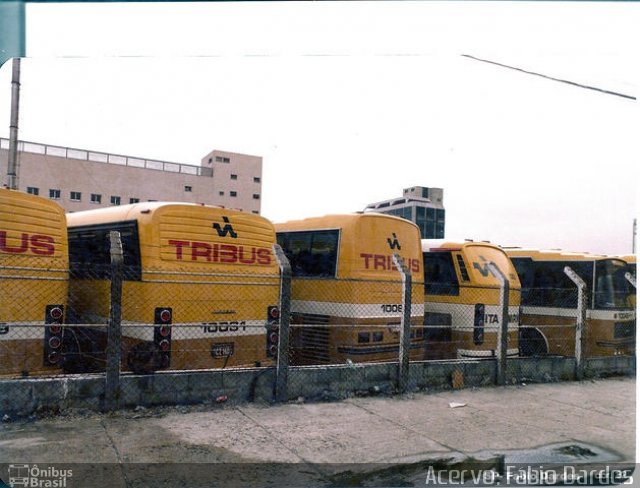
[365,186,445,239]
[0,137,263,213]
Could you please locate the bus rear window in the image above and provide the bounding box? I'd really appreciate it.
[423,252,459,295]
[276,230,339,277]
[68,221,142,280]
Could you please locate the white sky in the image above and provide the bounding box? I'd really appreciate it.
[0,2,637,255]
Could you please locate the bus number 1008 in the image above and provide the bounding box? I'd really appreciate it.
[381,304,403,313]
[203,321,247,333]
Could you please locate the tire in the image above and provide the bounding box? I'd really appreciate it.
[519,327,548,357]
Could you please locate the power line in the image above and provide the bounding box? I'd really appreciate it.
[461,54,636,101]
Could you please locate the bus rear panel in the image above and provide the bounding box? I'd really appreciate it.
[423,240,521,360]
[276,213,426,365]
[66,203,281,374]
[0,189,68,377]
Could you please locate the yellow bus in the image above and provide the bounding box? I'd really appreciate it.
[0,188,68,377]
[275,213,425,365]
[505,249,635,357]
[422,239,521,360]
[65,202,282,374]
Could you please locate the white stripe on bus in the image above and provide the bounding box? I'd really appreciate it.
[425,302,520,331]
[520,306,635,321]
[290,300,425,319]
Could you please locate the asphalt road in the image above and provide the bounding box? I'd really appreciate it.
[0,377,635,487]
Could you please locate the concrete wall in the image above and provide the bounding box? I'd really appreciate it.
[0,356,634,418]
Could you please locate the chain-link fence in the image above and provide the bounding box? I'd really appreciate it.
[1,235,635,413]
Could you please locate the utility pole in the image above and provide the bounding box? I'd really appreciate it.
[7,57,21,190]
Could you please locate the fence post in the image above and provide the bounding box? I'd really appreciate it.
[564,266,587,381]
[488,262,509,386]
[272,244,291,403]
[392,253,412,394]
[105,231,123,412]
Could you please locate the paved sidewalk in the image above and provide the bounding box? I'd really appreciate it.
[0,377,635,486]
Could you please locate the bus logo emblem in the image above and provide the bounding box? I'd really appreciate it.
[213,217,238,238]
[473,255,491,277]
[387,233,401,250]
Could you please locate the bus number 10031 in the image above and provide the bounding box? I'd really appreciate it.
[381,304,403,313]
[203,321,247,333]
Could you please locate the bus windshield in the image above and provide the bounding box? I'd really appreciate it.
[594,259,632,310]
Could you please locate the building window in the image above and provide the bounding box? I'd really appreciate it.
[252,211,259,214]
[253,177,261,183]
[111,196,121,206]
[215,156,230,163]
[70,191,82,202]
[90,193,102,204]
[148,199,157,202]
[26,187,39,195]
[230,191,237,197]
[184,185,192,192]
[49,189,61,199]
[219,191,224,196]
[129,198,140,204]
[253,194,260,200]
[230,174,238,180]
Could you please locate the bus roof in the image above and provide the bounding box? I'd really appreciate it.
[421,239,502,253]
[614,254,636,264]
[0,188,67,239]
[66,202,259,227]
[1,187,66,222]
[274,212,419,232]
[66,201,208,226]
[503,247,623,263]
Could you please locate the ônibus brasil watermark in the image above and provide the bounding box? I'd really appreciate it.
[6,464,72,488]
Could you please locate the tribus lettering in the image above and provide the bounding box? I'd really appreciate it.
[168,240,272,265]
[359,253,420,273]
[0,231,55,256]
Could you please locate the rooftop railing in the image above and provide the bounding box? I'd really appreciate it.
[0,137,213,177]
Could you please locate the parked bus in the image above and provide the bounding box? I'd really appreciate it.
[422,239,521,360]
[505,249,635,357]
[65,202,282,374]
[275,213,425,365]
[0,188,68,377]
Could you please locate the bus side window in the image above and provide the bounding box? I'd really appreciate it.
[424,252,460,296]
[455,254,470,282]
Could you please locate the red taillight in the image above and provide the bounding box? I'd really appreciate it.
[48,336,61,349]
[47,352,59,364]
[49,324,62,334]
[266,306,280,359]
[159,309,172,323]
[159,325,171,337]
[158,339,170,352]
[49,307,63,321]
